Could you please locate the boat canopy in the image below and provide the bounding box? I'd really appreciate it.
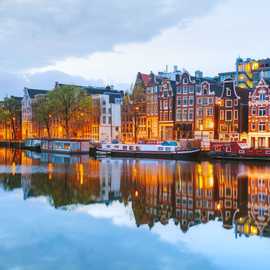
[161,141,178,146]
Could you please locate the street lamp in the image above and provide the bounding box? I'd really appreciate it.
[134,106,140,143]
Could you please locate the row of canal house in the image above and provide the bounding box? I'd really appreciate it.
[123,70,252,144]
[21,82,123,142]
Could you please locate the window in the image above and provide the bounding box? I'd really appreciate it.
[259,108,266,116]
[208,97,213,104]
[103,116,106,124]
[176,110,182,120]
[197,108,203,117]
[164,91,168,97]
[259,122,266,131]
[189,96,194,105]
[183,85,188,94]
[225,100,232,107]
[207,108,213,116]
[225,110,232,121]
[189,85,194,93]
[234,110,238,120]
[102,107,106,114]
[234,99,238,106]
[259,92,266,101]
[183,96,188,106]
[226,88,231,96]
[251,123,256,130]
[177,97,181,106]
[252,107,257,115]
[188,109,194,120]
[197,98,202,105]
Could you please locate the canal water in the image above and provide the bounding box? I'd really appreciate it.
[0,148,269,269]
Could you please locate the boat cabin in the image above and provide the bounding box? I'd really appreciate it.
[41,139,90,154]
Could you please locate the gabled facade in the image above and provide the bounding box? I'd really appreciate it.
[132,72,150,142]
[175,71,195,139]
[145,73,160,141]
[217,79,249,141]
[158,79,176,141]
[194,81,221,141]
[21,87,49,139]
[248,79,270,148]
[121,93,134,143]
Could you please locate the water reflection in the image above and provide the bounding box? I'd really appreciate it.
[0,148,270,238]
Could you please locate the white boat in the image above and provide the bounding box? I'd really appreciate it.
[96,142,201,160]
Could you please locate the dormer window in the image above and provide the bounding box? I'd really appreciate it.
[226,88,231,96]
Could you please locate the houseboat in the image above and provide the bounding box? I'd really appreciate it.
[96,141,201,160]
[210,141,270,161]
[40,139,91,154]
[24,139,42,150]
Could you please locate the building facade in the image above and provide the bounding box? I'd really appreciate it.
[145,73,160,141]
[158,79,176,141]
[194,81,221,141]
[217,79,249,141]
[248,79,270,148]
[175,71,195,139]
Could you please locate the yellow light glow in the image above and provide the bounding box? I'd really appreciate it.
[251,226,258,235]
[135,190,139,197]
[11,162,16,176]
[79,164,84,185]
[216,203,221,210]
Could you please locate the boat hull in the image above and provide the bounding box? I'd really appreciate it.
[96,148,201,160]
[209,152,270,161]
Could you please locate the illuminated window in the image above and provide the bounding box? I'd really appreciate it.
[259,122,266,131]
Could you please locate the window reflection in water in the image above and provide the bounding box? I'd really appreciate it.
[1,149,270,238]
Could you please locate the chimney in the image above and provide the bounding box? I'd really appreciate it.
[174,65,178,72]
[166,65,169,73]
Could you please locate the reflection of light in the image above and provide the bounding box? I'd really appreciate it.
[48,163,53,180]
[135,190,139,197]
[11,162,16,176]
[251,226,258,235]
[79,164,84,185]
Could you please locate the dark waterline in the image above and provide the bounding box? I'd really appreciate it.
[0,148,269,270]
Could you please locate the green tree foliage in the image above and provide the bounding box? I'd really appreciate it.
[0,97,21,139]
[32,95,53,138]
[49,85,92,138]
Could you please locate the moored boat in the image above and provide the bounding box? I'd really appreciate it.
[40,139,91,154]
[210,141,270,160]
[96,141,201,160]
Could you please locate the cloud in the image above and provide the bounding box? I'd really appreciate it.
[0,70,129,98]
[0,0,222,72]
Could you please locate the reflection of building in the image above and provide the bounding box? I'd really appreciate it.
[248,78,270,148]
[215,163,239,229]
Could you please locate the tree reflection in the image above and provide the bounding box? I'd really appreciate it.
[0,149,270,238]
